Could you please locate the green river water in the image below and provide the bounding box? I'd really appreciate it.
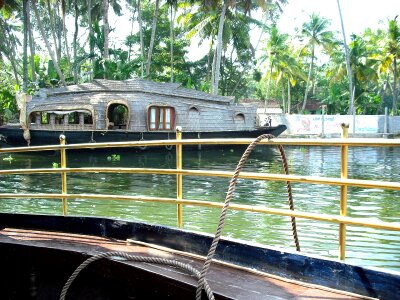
[0,145,399,271]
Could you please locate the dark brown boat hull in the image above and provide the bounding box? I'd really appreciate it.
[0,213,398,299]
[0,125,286,148]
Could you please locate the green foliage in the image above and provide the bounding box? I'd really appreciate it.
[0,0,398,116]
[0,81,17,123]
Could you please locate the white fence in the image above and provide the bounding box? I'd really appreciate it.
[259,113,400,135]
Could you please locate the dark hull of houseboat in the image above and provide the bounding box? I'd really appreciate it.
[0,125,286,148]
[0,213,398,300]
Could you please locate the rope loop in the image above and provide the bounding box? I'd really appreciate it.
[60,251,215,300]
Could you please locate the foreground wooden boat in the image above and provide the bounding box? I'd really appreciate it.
[0,79,286,147]
[1,133,399,299]
[1,213,398,300]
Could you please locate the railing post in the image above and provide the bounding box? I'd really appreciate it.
[60,135,68,215]
[176,126,183,228]
[339,123,349,260]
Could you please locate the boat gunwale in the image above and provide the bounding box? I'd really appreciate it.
[0,213,398,300]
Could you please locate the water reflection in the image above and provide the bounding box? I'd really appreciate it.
[0,146,399,271]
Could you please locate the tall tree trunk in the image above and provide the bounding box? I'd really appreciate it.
[211,1,227,95]
[33,0,66,86]
[379,75,389,113]
[73,0,79,83]
[22,0,29,91]
[55,2,62,63]
[0,20,20,86]
[287,78,291,114]
[146,0,160,78]
[170,4,175,83]
[88,0,93,81]
[281,79,285,113]
[27,0,36,82]
[128,0,137,61]
[61,0,71,75]
[230,19,266,96]
[393,57,398,115]
[47,0,61,64]
[210,47,217,93]
[103,0,109,78]
[302,46,314,112]
[336,0,355,115]
[264,56,274,112]
[137,0,145,78]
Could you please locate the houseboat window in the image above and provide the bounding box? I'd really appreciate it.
[235,113,245,122]
[150,107,157,129]
[107,103,128,129]
[148,106,175,130]
[84,113,93,124]
[68,112,79,124]
[165,108,171,129]
[189,107,199,114]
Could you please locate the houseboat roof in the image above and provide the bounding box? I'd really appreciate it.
[34,79,234,104]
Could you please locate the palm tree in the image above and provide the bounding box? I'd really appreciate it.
[262,25,305,113]
[349,34,379,113]
[23,0,29,91]
[0,17,20,86]
[300,13,334,112]
[145,0,160,78]
[60,0,72,75]
[32,0,66,86]
[262,25,288,110]
[0,0,21,86]
[185,0,286,95]
[336,0,354,115]
[46,0,61,63]
[210,0,227,95]
[73,0,79,83]
[26,0,37,82]
[137,0,145,77]
[167,0,178,82]
[103,0,109,78]
[386,16,400,115]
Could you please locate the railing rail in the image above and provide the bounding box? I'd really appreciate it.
[0,126,399,262]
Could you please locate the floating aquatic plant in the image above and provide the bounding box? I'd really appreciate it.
[3,155,14,163]
[107,154,121,162]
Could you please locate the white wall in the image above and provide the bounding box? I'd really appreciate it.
[258,113,400,135]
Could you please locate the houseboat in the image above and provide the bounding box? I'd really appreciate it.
[0,79,286,147]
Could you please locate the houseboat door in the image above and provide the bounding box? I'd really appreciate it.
[106,102,130,130]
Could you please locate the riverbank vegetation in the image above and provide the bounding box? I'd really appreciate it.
[0,1,399,122]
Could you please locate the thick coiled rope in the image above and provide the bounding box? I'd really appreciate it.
[59,251,214,300]
[196,134,300,299]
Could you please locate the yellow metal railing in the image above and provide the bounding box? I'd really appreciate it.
[0,127,399,261]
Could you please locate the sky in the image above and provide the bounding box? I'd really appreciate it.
[184,0,400,61]
[69,0,399,62]
[277,0,399,37]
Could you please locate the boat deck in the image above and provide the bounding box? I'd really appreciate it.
[0,228,365,300]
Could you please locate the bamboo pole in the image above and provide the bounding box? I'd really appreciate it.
[339,124,349,260]
[176,127,183,228]
[60,135,68,215]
